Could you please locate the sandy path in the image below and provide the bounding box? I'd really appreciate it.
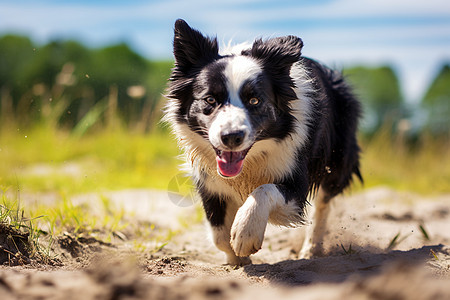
[1,187,449,299]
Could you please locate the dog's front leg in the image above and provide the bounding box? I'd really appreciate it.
[200,189,251,266]
[230,184,285,257]
[211,224,252,266]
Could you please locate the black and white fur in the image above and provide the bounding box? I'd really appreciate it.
[165,19,362,266]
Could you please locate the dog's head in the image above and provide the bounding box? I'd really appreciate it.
[167,19,303,178]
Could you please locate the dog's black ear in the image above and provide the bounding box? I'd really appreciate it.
[245,36,303,112]
[173,19,219,73]
[247,35,303,73]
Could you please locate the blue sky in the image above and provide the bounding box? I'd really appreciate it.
[1,0,449,102]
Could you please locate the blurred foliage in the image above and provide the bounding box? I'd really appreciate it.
[1,34,450,137]
[0,35,172,132]
[359,127,450,194]
[422,64,450,136]
[0,125,180,194]
[343,66,405,135]
[0,34,449,194]
[0,121,448,195]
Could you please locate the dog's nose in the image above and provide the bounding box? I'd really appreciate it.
[221,131,245,149]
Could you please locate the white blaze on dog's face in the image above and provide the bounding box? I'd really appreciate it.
[188,52,295,179]
[169,20,305,179]
[207,56,263,178]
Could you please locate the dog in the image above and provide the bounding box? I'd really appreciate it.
[164,19,362,266]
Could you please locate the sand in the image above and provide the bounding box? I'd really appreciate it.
[1,187,449,299]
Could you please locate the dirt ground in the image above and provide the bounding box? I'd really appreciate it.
[1,187,450,300]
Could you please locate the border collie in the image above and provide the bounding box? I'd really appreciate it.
[165,19,362,266]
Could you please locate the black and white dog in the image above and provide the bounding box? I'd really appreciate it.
[165,19,362,266]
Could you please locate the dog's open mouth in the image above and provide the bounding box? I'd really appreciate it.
[214,148,250,178]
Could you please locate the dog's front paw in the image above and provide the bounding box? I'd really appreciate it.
[230,222,263,257]
[230,196,268,257]
[226,254,252,267]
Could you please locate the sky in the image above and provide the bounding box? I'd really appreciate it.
[1,0,449,103]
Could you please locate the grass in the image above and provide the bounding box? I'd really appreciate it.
[340,243,357,255]
[386,231,414,251]
[1,121,449,196]
[430,249,439,260]
[0,123,181,195]
[0,117,448,263]
[0,184,172,262]
[386,232,402,251]
[358,129,450,194]
[0,186,48,262]
[0,121,203,262]
[419,224,430,241]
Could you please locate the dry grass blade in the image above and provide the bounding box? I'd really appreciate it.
[419,224,430,241]
[340,243,357,255]
[387,233,401,251]
[430,249,439,260]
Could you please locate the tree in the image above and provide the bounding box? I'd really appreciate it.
[86,43,150,124]
[0,34,171,131]
[0,35,36,109]
[422,64,450,136]
[343,66,404,135]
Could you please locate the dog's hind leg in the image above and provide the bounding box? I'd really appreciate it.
[298,187,333,259]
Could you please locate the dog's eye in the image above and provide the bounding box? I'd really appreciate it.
[249,97,260,106]
[205,96,216,105]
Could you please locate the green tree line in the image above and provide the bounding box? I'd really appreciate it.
[344,64,449,137]
[0,35,172,132]
[0,34,448,136]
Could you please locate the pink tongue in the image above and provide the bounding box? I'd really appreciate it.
[216,151,244,177]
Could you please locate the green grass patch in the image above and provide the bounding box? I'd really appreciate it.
[0,185,166,261]
[0,124,181,195]
[0,187,50,263]
[359,129,450,194]
[1,121,449,195]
